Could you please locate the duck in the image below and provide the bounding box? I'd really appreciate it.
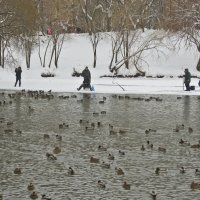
[27,183,35,191]
[179,139,190,146]
[122,181,131,190]
[188,127,193,133]
[119,150,125,156]
[68,167,75,175]
[108,153,114,160]
[115,167,124,175]
[41,194,51,200]
[155,167,160,175]
[30,191,38,199]
[46,153,57,160]
[195,169,200,175]
[151,191,157,199]
[180,166,185,173]
[101,162,110,169]
[90,156,100,163]
[98,145,107,151]
[14,168,21,175]
[56,135,62,141]
[158,147,166,153]
[97,180,106,189]
[53,147,61,154]
[191,182,200,189]
[43,134,50,139]
[141,145,145,151]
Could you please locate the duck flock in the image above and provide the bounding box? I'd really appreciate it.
[0,90,200,200]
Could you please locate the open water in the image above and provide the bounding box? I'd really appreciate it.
[0,91,200,200]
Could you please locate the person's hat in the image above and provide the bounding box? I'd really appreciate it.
[184,68,188,71]
[85,66,88,69]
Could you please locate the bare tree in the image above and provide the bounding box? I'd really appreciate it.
[162,0,200,70]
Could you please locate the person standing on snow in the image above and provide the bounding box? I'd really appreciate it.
[14,66,22,87]
[184,68,191,91]
[77,66,92,91]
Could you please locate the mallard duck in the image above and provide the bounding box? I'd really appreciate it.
[119,150,125,156]
[188,127,193,133]
[30,191,38,199]
[53,147,61,154]
[141,145,145,151]
[56,135,62,141]
[14,168,21,175]
[179,139,190,146]
[191,182,200,189]
[97,180,106,189]
[41,194,51,200]
[101,162,110,169]
[158,147,166,153]
[155,167,160,175]
[46,153,57,160]
[98,145,107,151]
[195,169,200,175]
[115,167,124,175]
[27,183,35,191]
[43,134,50,139]
[90,156,99,163]
[108,154,114,160]
[122,181,131,190]
[68,167,75,175]
[180,167,185,173]
[151,191,157,199]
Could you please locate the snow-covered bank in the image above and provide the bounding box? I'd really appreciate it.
[0,32,199,95]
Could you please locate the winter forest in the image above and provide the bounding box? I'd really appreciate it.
[0,0,199,75]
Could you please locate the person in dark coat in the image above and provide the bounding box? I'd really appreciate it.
[184,68,191,91]
[77,66,92,91]
[14,66,22,87]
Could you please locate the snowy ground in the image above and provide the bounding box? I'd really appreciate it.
[0,32,199,95]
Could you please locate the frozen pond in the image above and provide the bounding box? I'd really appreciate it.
[0,91,200,200]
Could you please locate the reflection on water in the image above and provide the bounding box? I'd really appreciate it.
[0,91,200,200]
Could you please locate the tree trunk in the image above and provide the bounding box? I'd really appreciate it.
[196,56,200,72]
[0,36,2,67]
[125,31,129,69]
[93,47,97,68]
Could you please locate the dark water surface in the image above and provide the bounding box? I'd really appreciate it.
[0,91,200,200]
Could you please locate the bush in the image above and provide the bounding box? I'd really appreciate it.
[41,72,55,77]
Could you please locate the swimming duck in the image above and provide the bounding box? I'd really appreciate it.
[98,145,107,151]
[30,191,38,199]
[97,180,106,189]
[53,147,61,154]
[115,167,124,175]
[14,168,21,175]
[151,191,157,199]
[155,167,160,175]
[68,167,75,175]
[43,134,50,139]
[179,139,190,146]
[188,127,193,133]
[41,194,51,200]
[46,153,57,160]
[191,182,200,189]
[195,169,200,175]
[108,154,114,160]
[158,147,166,153]
[27,183,35,191]
[180,167,185,173]
[122,181,131,190]
[119,150,125,156]
[90,156,100,163]
[56,135,62,141]
[141,145,145,151]
[101,162,110,169]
